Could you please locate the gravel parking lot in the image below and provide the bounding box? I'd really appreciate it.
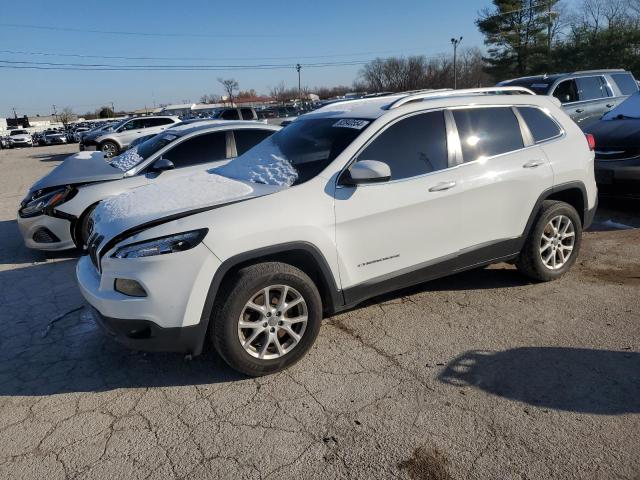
[0,144,638,480]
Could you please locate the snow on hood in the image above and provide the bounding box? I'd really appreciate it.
[603,93,640,120]
[110,147,143,171]
[212,137,298,186]
[91,170,269,239]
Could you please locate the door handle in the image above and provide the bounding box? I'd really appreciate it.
[429,181,456,192]
[523,160,544,169]
[575,108,585,113]
[606,103,614,108]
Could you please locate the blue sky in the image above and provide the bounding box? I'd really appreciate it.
[1,0,493,116]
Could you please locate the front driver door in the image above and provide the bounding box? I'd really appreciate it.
[334,110,463,299]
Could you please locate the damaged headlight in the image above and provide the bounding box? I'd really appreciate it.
[112,229,208,259]
[19,187,76,218]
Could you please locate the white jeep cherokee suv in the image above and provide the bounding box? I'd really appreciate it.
[78,88,598,376]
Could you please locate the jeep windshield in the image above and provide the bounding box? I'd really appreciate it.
[214,117,370,186]
[109,132,181,171]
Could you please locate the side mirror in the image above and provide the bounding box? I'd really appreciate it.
[152,158,175,173]
[341,160,391,186]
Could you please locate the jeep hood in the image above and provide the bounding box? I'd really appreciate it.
[90,170,285,242]
[31,151,121,191]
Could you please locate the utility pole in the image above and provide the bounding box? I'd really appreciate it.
[110,101,115,118]
[12,107,17,121]
[451,37,463,89]
[296,63,302,102]
[52,104,58,124]
[547,0,553,67]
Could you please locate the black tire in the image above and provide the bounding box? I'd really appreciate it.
[211,262,322,376]
[516,200,582,282]
[100,140,119,158]
[76,204,97,249]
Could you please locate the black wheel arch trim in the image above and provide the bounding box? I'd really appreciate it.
[192,241,342,356]
[521,181,591,240]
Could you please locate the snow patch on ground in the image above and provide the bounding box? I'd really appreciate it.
[110,147,143,172]
[92,170,254,229]
[213,137,298,186]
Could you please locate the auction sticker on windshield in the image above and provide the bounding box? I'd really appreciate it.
[333,119,369,130]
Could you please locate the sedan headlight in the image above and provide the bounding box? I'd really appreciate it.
[112,229,208,259]
[19,187,76,218]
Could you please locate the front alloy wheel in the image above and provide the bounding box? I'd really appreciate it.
[212,262,322,376]
[238,285,308,359]
[100,141,118,158]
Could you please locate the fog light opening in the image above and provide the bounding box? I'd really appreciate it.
[114,279,147,297]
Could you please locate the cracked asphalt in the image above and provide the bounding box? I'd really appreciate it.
[1,144,639,480]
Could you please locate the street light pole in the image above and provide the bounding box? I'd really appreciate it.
[451,36,463,89]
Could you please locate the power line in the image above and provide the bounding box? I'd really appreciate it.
[0,47,434,62]
[0,59,373,72]
[0,22,287,38]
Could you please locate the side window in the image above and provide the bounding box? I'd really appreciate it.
[517,107,562,143]
[358,111,449,181]
[240,108,255,120]
[163,132,227,168]
[577,76,609,101]
[144,117,174,128]
[611,73,639,96]
[452,107,524,162]
[120,119,144,131]
[234,129,273,156]
[221,109,240,120]
[553,80,579,104]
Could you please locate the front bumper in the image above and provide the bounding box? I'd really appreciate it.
[17,212,76,250]
[87,306,205,353]
[595,158,640,196]
[76,244,220,355]
[10,141,32,147]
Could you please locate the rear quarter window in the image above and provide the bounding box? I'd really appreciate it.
[611,73,639,96]
[517,107,562,143]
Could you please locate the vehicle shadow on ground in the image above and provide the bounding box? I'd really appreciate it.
[0,260,242,397]
[438,347,640,414]
[32,151,72,163]
[358,265,530,309]
[590,196,640,231]
[0,219,79,265]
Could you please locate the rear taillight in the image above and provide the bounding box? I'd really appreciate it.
[585,133,596,151]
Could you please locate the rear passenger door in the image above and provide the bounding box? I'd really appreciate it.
[575,76,614,127]
[450,106,555,254]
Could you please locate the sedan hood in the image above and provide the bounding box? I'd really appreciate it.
[90,170,286,243]
[31,151,122,191]
[585,119,640,148]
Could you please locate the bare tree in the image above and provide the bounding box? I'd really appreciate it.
[217,78,239,105]
[58,107,75,126]
[199,93,221,104]
[270,82,289,104]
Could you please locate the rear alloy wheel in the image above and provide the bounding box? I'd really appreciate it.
[212,262,322,376]
[100,141,119,158]
[516,200,582,282]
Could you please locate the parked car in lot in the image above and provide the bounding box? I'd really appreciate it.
[43,129,68,145]
[77,87,598,376]
[584,92,640,196]
[80,116,180,158]
[71,127,91,143]
[210,107,258,121]
[7,129,33,148]
[18,122,279,251]
[498,69,638,128]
